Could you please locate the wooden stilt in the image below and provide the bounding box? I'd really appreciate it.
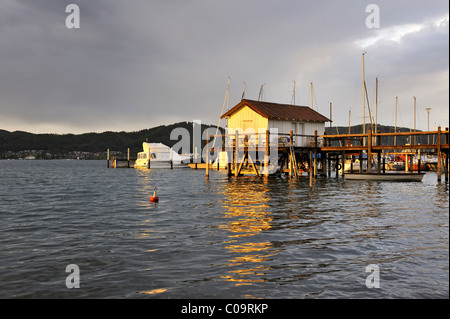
[437,127,441,182]
[265,130,270,176]
[235,130,239,178]
[445,128,449,182]
[206,132,210,178]
[314,130,318,178]
[309,151,313,188]
[127,148,130,168]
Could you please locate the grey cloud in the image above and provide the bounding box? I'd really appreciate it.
[0,0,447,133]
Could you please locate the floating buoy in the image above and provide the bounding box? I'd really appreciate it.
[149,187,159,203]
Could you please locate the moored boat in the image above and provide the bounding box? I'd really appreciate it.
[345,172,425,182]
[134,142,190,169]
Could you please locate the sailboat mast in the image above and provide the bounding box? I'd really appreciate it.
[348,109,351,135]
[241,81,246,101]
[395,96,398,147]
[375,77,378,135]
[292,80,296,105]
[329,102,332,128]
[413,96,416,144]
[310,82,313,110]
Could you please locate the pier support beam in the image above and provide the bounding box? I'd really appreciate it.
[445,128,449,183]
[264,130,270,176]
[314,130,318,178]
[206,132,210,178]
[437,126,441,182]
[127,148,130,168]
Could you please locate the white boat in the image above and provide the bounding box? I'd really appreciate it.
[134,142,190,169]
[345,172,425,182]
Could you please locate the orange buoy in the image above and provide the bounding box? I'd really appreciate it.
[149,187,159,203]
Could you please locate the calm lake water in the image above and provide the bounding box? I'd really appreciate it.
[0,160,448,299]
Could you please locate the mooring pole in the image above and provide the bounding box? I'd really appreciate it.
[314,130,318,178]
[127,148,130,168]
[309,151,313,189]
[437,126,441,182]
[445,127,449,182]
[206,132,210,178]
[235,130,239,178]
[265,129,270,176]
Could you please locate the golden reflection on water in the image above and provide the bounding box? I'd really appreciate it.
[134,168,159,239]
[219,179,279,286]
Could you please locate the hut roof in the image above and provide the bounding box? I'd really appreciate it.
[221,99,330,122]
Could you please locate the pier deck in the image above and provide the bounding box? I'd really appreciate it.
[206,127,449,183]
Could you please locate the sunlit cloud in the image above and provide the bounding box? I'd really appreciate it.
[356,14,449,48]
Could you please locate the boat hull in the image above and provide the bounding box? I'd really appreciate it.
[345,172,425,182]
[134,160,189,169]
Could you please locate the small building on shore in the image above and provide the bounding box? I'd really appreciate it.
[220,99,330,147]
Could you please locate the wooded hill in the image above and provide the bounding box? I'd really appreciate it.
[0,122,223,158]
[0,122,431,159]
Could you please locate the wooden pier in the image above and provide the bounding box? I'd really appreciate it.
[107,148,135,168]
[207,127,449,183]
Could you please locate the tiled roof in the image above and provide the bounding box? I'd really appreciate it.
[221,99,330,122]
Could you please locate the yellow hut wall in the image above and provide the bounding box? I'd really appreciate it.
[226,105,268,133]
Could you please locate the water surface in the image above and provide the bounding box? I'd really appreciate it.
[0,160,448,298]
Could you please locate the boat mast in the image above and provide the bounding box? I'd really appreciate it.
[258,84,264,101]
[375,77,378,144]
[413,96,416,144]
[348,109,351,135]
[330,102,332,129]
[395,96,398,147]
[293,80,296,105]
[212,77,231,151]
[310,82,314,110]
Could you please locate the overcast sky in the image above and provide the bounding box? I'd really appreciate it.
[0,0,448,134]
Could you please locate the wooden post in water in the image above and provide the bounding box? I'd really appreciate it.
[265,130,270,176]
[405,154,409,173]
[226,134,232,177]
[206,132,210,178]
[322,131,327,177]
[437,126,441,182]
[235,130,239,178]
[409,154,413,173]
[309,151,313,188]
[335,154,339,178]
[341,151,346,178]
[289,130,293,178]
[314,130,318,178]
[359,138,363,173]
[127,148,130,168]
[377,151,381,173]
[418,147,421,174]
[367,129,372,173]
[107,149,110,168]
[445,128,449,182]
